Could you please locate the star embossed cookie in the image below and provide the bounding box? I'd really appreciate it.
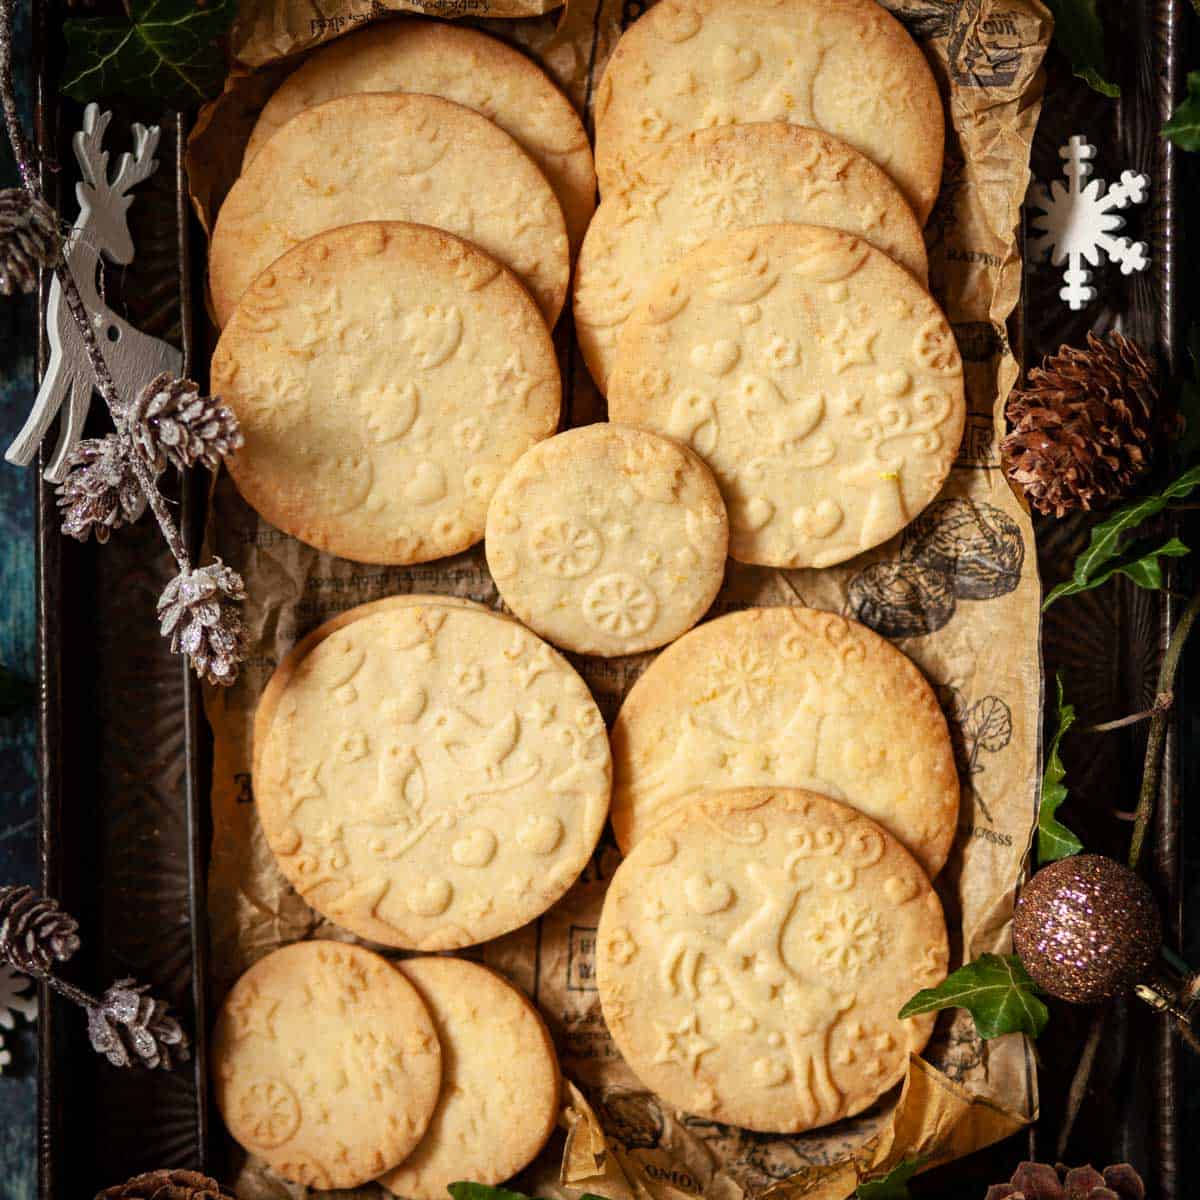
[243,20,596,256]
[256,604,611,949]
[211,222,560,565]
[609,606,959,875]
[597,788,949,1133]
[575,124,928,392]
[212,941,442,1188]
[594,0,944,222]
[607,224,965,568]
[485,424,728,656]
[210,92,570,326]
[379,958,560,1200]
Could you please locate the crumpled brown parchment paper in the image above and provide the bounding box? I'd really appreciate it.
[189,1,1052,1195]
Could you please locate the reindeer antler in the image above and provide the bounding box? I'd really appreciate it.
[72,104,160,200]
[110,123,161,199]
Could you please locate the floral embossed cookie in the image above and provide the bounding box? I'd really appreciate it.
[210,92,570,326]
[212,222,560,565]
[597,788,948,1133]
[212,941,442,1188]
[608,224,965,569]
[485,424,728,656]
[609,606,959,875]
[256,604,611,949]
[379,958,560,1200]
[243,20,596,256]
[575,124,928,392]
[594,0,944,223]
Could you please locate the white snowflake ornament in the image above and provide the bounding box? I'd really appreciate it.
[1027,135,1150,311]
[0,966,36,1076]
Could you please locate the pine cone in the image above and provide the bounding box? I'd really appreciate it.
[96,1170,235,1200]
[157,559,246,687]
[0,886,81,974]
[985,1161,1145,1200]
[0,189,62,296]
[1002,331,1160,517]
[56,435,147,543]
[131,372,243,473]
[86,978,190,1071]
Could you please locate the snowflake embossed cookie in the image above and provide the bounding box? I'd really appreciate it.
[486,425,728,656]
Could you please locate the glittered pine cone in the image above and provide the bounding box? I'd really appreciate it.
[0,189,62,296]
[131,372,243,473]
[0,885,81,974]
[985,1161,1144,1200]
[1002,331,1160,517]
[157,559,247,687]
[86,978,190,1071]
[56,435,147,543]
[95,1170,236,1200]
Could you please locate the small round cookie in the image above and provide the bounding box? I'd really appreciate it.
[244,20,596,256]
[609,606,959,876]
[594,0,944,223]
[379,958,560,1200]
[607,224,965,569]
[485,425,728,656]
[211,222,560,565]
[575,124,928,393]
[597,788,949,1133]
[210,92,569,326]
[257,604,611,949]
[212,941,441,1188]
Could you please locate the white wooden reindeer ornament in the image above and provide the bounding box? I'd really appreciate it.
[6,103,182,482]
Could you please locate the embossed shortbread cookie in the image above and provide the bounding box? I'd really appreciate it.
[244,20,596,256]
[607,225,965,568]
[610,606,959,875]
[212,941,441,1188]
[210,92,569,326]
[575,124,928,392]
[379,958,560,1200]
[594,0,944,223]
[597,788,949,1133]
[485,424,728,656]
[257,604,611,948]
[211,222,560,564]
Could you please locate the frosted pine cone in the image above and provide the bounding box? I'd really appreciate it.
[0,189,62,296]
[0,886,81,974]
[86,979,190,1071]
[56,435,147,543]
[157,559,246,687]
[131,372,243,473]
[95,1171,236,1200]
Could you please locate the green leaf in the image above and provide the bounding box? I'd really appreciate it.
[1042,0,1120,97]
[857,1158,929,1200]
[1038,673,1082,864]
[0,664,34,718]
[1042,463,1200,609]
[1163,71,1200,151]
[62,0,237,110]
[899,953,1049,1040]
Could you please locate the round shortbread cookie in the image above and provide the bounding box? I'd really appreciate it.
[257,604,611,949]
[210,93,570,326]
[212,941,442,1188]
[379,958,560,1199]
[485,424,728,656]
[607,224,965,569]
[575,123,928,393]
[594,0,944,223]
[244,20,596,256]
[610,606,959,875]
[597,788,949,1133]
[211,222,560,565]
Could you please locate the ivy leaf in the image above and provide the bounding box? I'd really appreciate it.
[1043,463,1200,609]
[857,1158,929,1200]
[1163,71,1200,151]
[0,664,34,718]
[62,0,237,110]
[899,953,1049,1040]
[1042,0,1119,97]
[1038,673,1082,864]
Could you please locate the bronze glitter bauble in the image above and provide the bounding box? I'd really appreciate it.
[1013,855,1161,1004]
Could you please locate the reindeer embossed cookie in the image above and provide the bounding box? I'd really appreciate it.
[594,0,944,222]
[597,788,949,1133]
[256,604,611,949]
[486,425,728,656]
[607,225,965,569]
[212,941,442,1188]
[609,606,959,875]
[212,222,560,565]
[575,124,928,392]
[210,92,570,326]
